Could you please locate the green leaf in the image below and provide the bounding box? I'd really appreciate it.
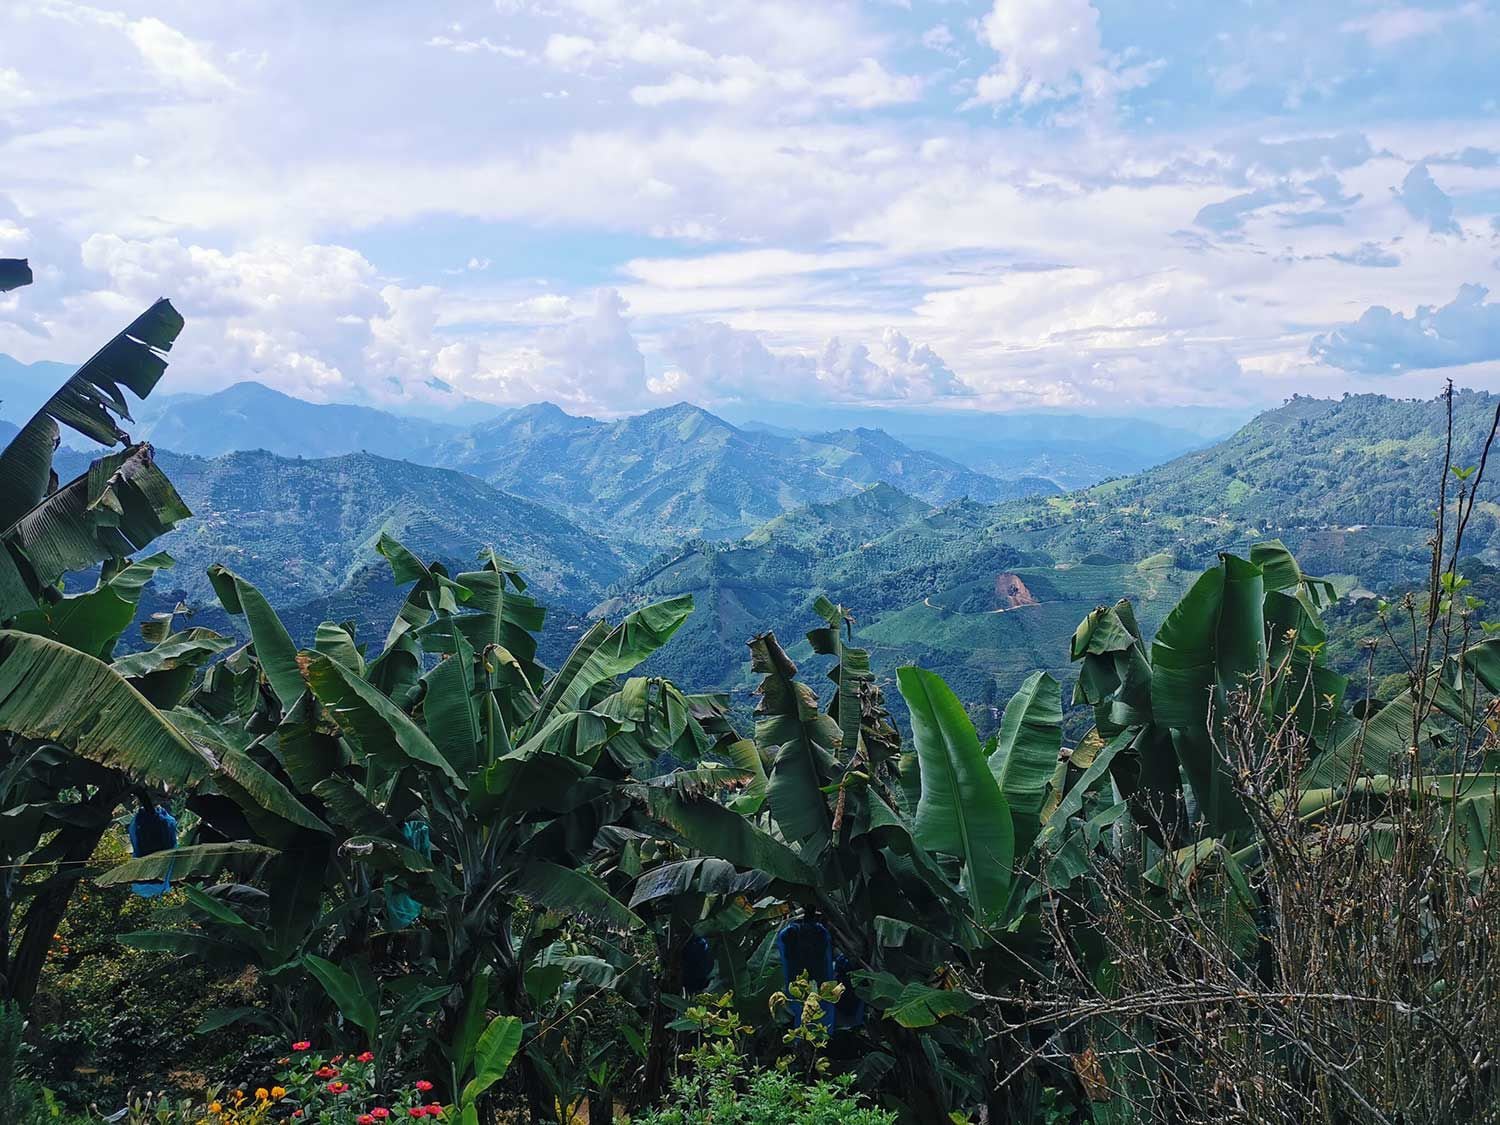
[304,954,379,1042]
[208,565,304,711]
[314,621,365,675]
[4,446,190,615]
[898,665,1013,923]
[640,786,816,886]
[118,931,240,959]
[420,630,480,774]
[853,970,977,1028]
[536,595,693,723]
[0,629,217,786]
[1150,556,1263,837]
[10,552,175,659]
[462,1015,524,1106]
[515,861,643,932]
[989,671,1062,857]
[807,596,870,755]
[97,842,277,886]
[300,650,463,785]
[0,298,184,529]
[218,747,331,834]
[752,632,840,857]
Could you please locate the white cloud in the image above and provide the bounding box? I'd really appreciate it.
[819,58,922,109]
[544,33,598,68]
[969,0,1155,111]
[427,34,528,59]
[1342,4,1483,48]
[124,16,234,93]
[657,318,972,404]
[516,293,573,319]
[2,2,1500,418]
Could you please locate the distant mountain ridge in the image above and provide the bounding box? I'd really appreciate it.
[134,381,464,459]
[436,399,1054,540]
[1,362,1063,541]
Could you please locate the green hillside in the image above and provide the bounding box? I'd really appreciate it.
[439,400,1052,541]
[602,391,1500,731]
[124,449,639,648]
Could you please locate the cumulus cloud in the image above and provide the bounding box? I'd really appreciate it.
[1394,163,1460,234]
[658,319,971,404]
[40,3,233,94]
[968,0,1155,111]
[1310,284,1500,374]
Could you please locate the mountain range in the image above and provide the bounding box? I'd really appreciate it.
[436,399,1052,540]
[15,349,1491,734]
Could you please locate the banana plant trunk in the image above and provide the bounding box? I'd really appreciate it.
[2,781,121,1009]
[638,921,683,1110]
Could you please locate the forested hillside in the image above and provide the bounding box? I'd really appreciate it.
[103,449,639,646]
[606,390,1500,725]
[438,399,1051,540]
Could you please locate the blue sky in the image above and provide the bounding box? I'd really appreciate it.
[1,0,1499,418]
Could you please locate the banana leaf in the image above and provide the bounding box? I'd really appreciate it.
[898,665,1013,923]
[0,629,217,785]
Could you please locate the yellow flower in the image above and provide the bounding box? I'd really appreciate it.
[270,1087,286,1099]
[255,1088,269,1101]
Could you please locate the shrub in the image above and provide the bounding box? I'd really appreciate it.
[637,1039,894,1125]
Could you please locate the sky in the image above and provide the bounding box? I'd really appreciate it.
[1,0,1499,420]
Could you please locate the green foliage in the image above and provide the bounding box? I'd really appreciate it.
[644,987,895,1125]
[638,1038,896,1125]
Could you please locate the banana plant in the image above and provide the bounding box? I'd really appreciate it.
[617,596,1116,1123]
[115,535,703,1114]
[1071,540,1345,845]
[0,278,235,1009]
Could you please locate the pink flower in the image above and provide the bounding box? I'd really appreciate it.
[327,1081,349,1094]
[292,1041,312,1052]
[408,1110,427,1120]
[316,1067,340,1079]
[414,1080,434,1093]
[359,1117,375,1125]
[427,1106,444,1118]
[371,1111,391,1121]
[357,1051,375,1063]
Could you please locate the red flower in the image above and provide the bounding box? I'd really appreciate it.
[292,1041,312,1052]
[316,1066,340,1079]
[331,1054,345,1064]
[371,1111,391,1121]
[359,1117,375,1125]
[427,1106,444,1118]
[357,1051,375,1063]
[327,1081,349,1094]
[408,1110,427,1119]
[415,1080,434,1093]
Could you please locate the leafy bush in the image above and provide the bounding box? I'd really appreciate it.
[638,1039,894,1125]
